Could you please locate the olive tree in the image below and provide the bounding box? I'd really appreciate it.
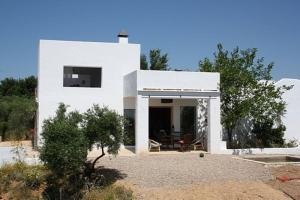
[83,105,125,170]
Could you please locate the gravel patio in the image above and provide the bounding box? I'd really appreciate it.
[98,153,272,188]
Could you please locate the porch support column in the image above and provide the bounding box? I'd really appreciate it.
[207,97,222,153]
[173,105,181,132]
[135,95,149,154]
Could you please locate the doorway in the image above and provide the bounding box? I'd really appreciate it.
[149,107,171,141]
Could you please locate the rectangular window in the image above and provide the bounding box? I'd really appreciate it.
[63,66,102,88]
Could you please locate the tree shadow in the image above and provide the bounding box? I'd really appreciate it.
[93,166,127,185]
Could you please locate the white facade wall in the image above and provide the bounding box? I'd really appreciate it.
[275,79,300,142]
[137,70,219,91]
[37,39,140,145]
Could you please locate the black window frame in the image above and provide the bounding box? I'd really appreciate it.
[63,66,102,88]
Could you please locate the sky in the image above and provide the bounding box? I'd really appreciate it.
[0,0,299,80]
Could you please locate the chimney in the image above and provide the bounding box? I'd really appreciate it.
[118,30,128,44]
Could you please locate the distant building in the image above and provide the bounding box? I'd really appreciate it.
[275,78,300,143]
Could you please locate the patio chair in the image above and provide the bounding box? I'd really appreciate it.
[149,139,161,152]
[176,134,193,152]
[191,138,204,151]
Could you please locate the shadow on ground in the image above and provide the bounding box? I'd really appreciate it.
[94,166,127,185]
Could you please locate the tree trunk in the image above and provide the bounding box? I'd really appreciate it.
[91,145,105,171]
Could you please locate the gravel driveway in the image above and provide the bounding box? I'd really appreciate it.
[98,154,272,188]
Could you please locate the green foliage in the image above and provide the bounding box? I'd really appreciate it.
[149,49,169,70]
[141,49,169,70]
[252,120,285,148]
[39,103,88,199]
[140,54,148,70]
[39,103,125,198]
[0,96,36,140]
[0,162,47,199]
[0,76,37,97]
[82,185,134,200]
[0,76,37,141]
[84,105,124,155]
[40,103,87,176]
[83,105,125,170]
[199,44,290,148]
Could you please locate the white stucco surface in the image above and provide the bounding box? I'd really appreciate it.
[124,70,220,98]
[37,39,140,145]
[275,79,300,142]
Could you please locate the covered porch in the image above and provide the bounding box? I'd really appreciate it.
[123,70,226,154]
[148,98,207,152]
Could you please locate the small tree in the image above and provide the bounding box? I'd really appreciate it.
[199,44,291,148]
[83,105,125,171]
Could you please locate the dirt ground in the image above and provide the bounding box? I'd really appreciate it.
[123,180,290,200]
[267,165,300,200]
[101,154,298,200]
[126,165,300,200]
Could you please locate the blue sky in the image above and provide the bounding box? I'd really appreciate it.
[0,0,299,80]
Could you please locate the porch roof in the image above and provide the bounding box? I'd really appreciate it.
[124,70,220,98]
[138,88,219,99]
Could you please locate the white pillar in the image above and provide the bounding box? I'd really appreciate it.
[196,99,207,139]
[173,105,181,132]
[135,95,149,154]
[207,97,222,153]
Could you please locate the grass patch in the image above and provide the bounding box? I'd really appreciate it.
[0,161,47,199]
[83,185,134,200]
[0,162,133,200]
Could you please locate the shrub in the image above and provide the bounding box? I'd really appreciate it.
[0,96,36,141]
[0,162,47,199]
[39,103,88,199]
[252,120,285,148]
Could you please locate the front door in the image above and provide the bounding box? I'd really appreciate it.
[149,107,171,141]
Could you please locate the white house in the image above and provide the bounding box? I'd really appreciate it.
[37,33,226,154]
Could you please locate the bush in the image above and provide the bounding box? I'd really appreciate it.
[83,185,134,200]
[0,96,36,141]
[252,120,285,148]
[0,162,47,199]
[39,103,88,199]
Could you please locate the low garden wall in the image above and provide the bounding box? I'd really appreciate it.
[221,147,300,155]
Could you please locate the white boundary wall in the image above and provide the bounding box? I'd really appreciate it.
[221,147,300,155]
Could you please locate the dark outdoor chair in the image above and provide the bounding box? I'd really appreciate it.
[176,134,193,152]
